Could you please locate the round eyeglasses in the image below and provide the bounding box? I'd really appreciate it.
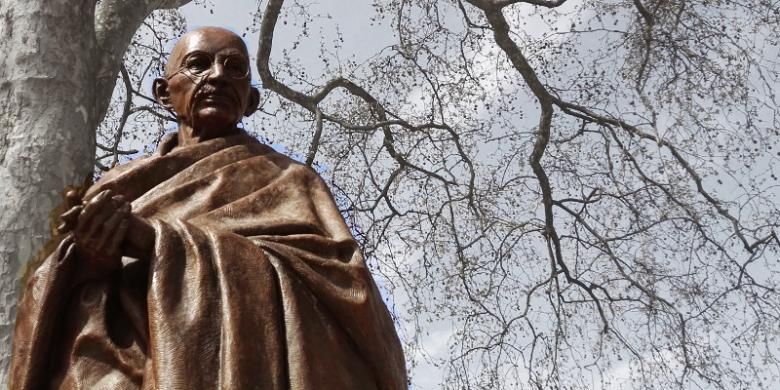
[167,51,250,80]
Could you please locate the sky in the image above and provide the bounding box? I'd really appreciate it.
[179,2,452,388]
[177,2,488,388]
[180,3,546,388]
[107,1,780,388]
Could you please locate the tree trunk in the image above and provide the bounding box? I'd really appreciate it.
[0,0,191,384]
[0,1,99,383]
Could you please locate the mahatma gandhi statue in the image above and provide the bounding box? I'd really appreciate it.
[10,27,406,389]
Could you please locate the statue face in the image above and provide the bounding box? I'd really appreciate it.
[155,28,258,139]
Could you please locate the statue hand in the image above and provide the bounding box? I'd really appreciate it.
[56,188,156,275]
[124,213,155,259]
[56,189,86,235]
[68,189,130,275]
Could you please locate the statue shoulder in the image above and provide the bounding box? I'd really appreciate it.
[251,145,323,181]
[84,155,153,198]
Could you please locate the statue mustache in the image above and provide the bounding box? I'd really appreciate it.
[186,77,239,127]
[193,83,237,103]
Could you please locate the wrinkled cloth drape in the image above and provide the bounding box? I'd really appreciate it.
[10,132,406,389]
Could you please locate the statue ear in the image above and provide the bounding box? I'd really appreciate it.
[244,87,260,117]
[152,78,173,109]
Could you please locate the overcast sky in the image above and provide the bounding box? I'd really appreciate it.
[167,2,780,389]
[180,2,451,388]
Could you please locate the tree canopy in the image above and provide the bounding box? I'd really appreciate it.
[53,0,780,388]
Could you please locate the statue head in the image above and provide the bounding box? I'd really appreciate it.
[153,27,260,140]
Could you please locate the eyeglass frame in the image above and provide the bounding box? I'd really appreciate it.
[166,50,251,81]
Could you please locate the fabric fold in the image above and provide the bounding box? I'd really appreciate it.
[11,132,406,389]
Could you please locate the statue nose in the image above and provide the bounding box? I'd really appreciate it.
[208,62,227,79]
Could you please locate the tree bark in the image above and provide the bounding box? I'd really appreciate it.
[0,2,99,383]
[0,0,190,384]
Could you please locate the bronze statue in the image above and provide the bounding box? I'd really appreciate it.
[10,27,406,389]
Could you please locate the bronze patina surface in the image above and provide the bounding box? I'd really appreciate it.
[10,27,406,389]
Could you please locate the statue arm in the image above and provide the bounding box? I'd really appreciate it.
[10,191,154,387]
[10,236,80,388]
[124,214,155,259]
[57,189,155,281]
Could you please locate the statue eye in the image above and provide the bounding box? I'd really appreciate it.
[223,57,249,78]
[185,55,212,74]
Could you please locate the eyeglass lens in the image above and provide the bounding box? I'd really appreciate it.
[180,52,249,79]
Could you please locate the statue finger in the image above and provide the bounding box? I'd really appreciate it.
[57,235,76,261]
[84,199,126,245]
[105,218,129,259]
[95,203,130,251]
[61,205,83,223]
[76,190,114,233]
[82,188,113,207]
[57,234,74,253]
[110,194,131,213]
[111,194,127,204]
[65,189,83,208]
[61,235,78,263]
[59,205,83,233]
[56,222,69,235]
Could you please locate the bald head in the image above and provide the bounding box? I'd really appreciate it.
[165,27,249,78]
[153,26,259,144]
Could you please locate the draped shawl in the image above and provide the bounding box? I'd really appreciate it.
[10,132,406,389]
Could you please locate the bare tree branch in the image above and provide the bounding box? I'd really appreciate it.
[305,107,323,166]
